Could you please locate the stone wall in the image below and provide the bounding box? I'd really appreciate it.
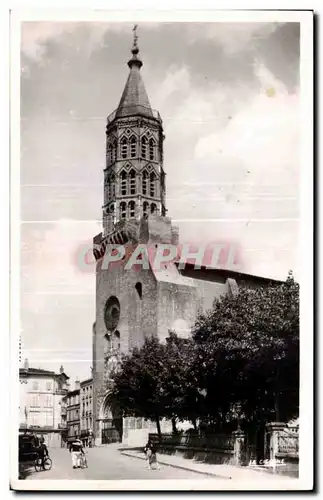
[149,432,238,465]
[123,418,172,447]
[156,280,198,342]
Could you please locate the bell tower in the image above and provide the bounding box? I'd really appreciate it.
[102,26,166,236]
[92,27,248,448]
[92,27,183,446]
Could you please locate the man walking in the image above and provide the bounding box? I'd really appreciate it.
[69,436,84,469]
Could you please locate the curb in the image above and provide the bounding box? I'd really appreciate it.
[121,451,232,479]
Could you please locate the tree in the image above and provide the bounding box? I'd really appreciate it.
[112,273,299,438]
[111,332,202,435]
[111,336,167,437]
[161,332,201,431]
[192,272,299,428]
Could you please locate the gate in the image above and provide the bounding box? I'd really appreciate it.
[101,418,122,444]
[247,425,266,464]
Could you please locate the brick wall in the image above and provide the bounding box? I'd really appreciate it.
[93,250,159,438]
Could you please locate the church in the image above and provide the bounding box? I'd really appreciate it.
[92,30,280,446]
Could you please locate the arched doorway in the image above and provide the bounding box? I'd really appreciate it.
[99,392,123,444]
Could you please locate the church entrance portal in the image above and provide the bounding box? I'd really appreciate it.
[100,393,123,444]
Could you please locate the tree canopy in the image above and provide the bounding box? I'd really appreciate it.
[192,271,299,427]
[111,273,299,433]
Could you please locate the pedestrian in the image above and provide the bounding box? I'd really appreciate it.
[144,439,160,470]
[69,436,84,469]
[38,437,49,470]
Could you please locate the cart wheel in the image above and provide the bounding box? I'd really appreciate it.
[43,457,52,471]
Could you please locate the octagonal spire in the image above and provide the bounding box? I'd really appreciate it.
[115,25,153,119]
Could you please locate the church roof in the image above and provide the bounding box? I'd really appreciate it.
[176,261,285,285]
[115,31,154,120]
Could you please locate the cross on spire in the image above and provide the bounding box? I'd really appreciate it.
[128,24,142,68]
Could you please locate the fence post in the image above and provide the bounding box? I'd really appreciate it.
[232,429,246,466]
[265,422,286,465]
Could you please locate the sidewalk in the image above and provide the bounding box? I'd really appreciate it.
[120,448,294,481]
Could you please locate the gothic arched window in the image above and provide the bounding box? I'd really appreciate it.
[129,169,136,195]
[108,181,112,199]
[150,172,157,197]
[121,137,128,159]
[151,203,157,214]
[112,140,117,163]
[107,143,113,165]
[142,170,148,195]
[129,200,136,218]
[110,174,116,198]
[141,136,147,158]
[130,136,137,158]
[120,171,127,196]
[143,201,149,217]
[149,138,155,161]
[120,202,127,219]
[107,174,116,199]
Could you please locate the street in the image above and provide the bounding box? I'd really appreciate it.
[23,444,215,481]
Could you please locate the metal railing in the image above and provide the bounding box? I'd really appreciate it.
[107,106,161,124]
[149,432,235,451]
[277,430,299,456]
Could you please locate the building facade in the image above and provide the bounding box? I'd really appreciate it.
[59,394,68,446]
[66,385,81,443]
[92,32,282,446]
[80,378,94,446]
[19,360,69,447]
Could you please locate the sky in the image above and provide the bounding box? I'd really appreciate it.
[20,21,300,384]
